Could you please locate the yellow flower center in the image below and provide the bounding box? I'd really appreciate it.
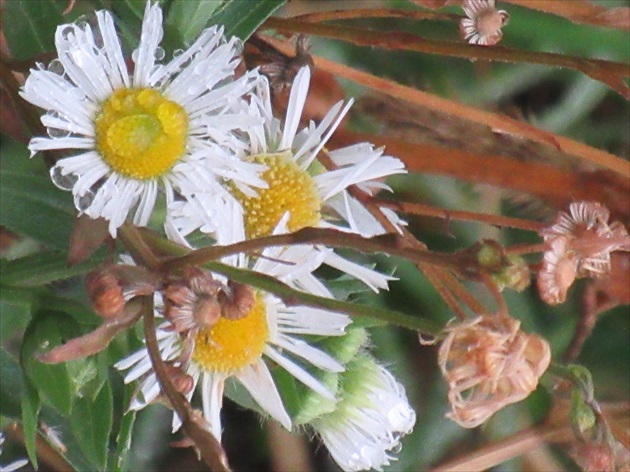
[234,152,321,239]
[192,294,269,374]
[95,88,188,179]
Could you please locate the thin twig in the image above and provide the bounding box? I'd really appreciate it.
[377,200,546,232]
[160,227,467,275]
[264,18,630,98]
[291,8,460,23]
[258,35,630,178]
[142,296,232,472]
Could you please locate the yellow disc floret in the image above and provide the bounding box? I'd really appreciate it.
[234,152,321,239]
[95,88,188,179]
[192,293,269,374]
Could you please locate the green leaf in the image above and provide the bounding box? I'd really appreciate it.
[0,169,76,251]
[21,382,41,469]
[113,386,137,472]
[207,0,286,40]
[0,347,25,418]
[70,381,113,471]
[20,311,83,416]
[2,0,65,60]
[0,286,34,342]
[165,0,221,47]
[0,250,106,287]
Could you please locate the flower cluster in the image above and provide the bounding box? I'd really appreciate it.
[22,2,415,470]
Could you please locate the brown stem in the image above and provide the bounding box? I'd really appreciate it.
[160,227,468,275]
[291,8,460,23]
[141,296,232,472]
[264,18,630,98]
[258,35,630,178]
[502,0,630,31]
[378,200,546,232]
[118,223,162,270]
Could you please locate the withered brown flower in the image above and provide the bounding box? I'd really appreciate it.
[438,314,551,428]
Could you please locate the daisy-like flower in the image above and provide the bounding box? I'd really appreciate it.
[172,66,406,291]
[311,355,416,472]
[117,198,351,440]
[0,433,28,472]
[459,0,509,46]
[438,314,551,428]
[21,2,263,236]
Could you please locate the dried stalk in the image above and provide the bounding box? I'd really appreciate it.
[142,296,232,472]
[258,35,630,179]
[291,8,459,23]
[264,18,630,98]
[502,0,630,31]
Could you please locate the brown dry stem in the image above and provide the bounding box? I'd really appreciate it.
[264,18,630,98]
[259,35,630,179]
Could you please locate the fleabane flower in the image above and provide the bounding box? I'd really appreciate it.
[21,2,263,236]
[311,355,416,472]
[173,66,407,291]
[459,0,509,46]
[0,433,28,472]
[117,198,351,440]
[438,314,550,428]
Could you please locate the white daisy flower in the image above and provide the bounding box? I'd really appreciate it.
[311,355,416,472]
[117,197,351,440]
[20,2,263,237]
[173,66,406,291]
[0,433,28,472]
[459,0,509,46]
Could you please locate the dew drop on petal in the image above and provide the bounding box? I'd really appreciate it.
[50,166,78,190]
[154,47,165,61]
[47,59,65,76]
[47,127,71,138]
[187,83,202,96]
[131,49,140,63]
[59,25,75,41]
[173,48,184,57]
[76,191,95,211]
[232,38,244,54]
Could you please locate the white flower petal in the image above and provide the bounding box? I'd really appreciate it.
[237,359,292,430]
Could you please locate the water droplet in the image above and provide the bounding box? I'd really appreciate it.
[232,38,244,55]
[46,110,61,120]
[173,48,184,57]
[131,49,140,63]
[154,47,165,61]
[47,59,65,75]
[50,166,78,190]
[390,442,402,453]
[193,62,208,76]
[187,83,202,96]
[76,191,95,211]
[47,127,71,139]
[59,25,76,41]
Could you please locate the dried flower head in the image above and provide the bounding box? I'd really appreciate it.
[541,202,630,276]
[460,0,509,46]
[85,264,160,318]
[438,314,551,428]
[537,236,579,305]
[538,202,630,304]
[162,268,226,334]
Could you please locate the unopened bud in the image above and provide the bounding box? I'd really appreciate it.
[85,264,160,318]
[165,364,195,396]
[85,268,125,318]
